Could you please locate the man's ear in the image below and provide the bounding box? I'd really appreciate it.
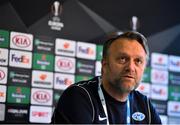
[101,58,107,75]
[101,58,107,67]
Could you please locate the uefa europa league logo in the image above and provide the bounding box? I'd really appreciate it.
[48,1,64,31]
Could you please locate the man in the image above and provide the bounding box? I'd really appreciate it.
[52,31,162,124]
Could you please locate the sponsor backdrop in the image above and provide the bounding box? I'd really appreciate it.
[0,29,180,124]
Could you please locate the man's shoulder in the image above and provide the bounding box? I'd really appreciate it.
[63,76,99,95]
[131,90,148,100]
[73,76,99,89]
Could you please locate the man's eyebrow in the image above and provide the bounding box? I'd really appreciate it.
[135,56,146,61]
[116,52,145,59]
[116,52,128,56]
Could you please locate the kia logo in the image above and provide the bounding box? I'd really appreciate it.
[153,72,166,81]
[0,70,5,80]
[57,59,73,71]
[33,91,51,103]
[12,35,31,48]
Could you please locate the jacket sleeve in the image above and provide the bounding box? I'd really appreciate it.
[51,85,94,124]
[148,99,162,124]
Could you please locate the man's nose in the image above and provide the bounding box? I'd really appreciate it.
[125,60,135,73]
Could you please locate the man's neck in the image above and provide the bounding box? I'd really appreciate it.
[101,79,129,102]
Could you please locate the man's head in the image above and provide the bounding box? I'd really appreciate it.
[101,31,149,94]
[103,31,149,61]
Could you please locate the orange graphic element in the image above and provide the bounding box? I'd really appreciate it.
[40,74,47,80]
[41,55,46,61]
[32,111,48,117]
[63,42,70,49]
[139,85,145,91]
[158,57,163,63]
[174,105,179,111]
[16,87,21,94]
[88,48,94,55]
[22,56,29,63]
[0,92,4,97]
[64,78,72,86]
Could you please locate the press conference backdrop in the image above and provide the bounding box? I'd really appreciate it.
[0,29,180,124]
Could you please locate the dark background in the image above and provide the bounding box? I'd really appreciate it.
[0,0,180,54]
[0,0,180,123]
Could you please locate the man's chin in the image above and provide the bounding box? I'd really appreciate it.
[121,79,135,85]
[121,83,136,92]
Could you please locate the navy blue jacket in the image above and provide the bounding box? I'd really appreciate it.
[52,76,162,124]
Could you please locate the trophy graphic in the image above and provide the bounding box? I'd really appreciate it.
[131,16,139,31]
[53,1,60,17]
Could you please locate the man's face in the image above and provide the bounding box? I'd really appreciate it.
[102,38,147,93]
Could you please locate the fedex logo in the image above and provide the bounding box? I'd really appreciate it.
[151,84,168,100]
[9,50,32,69]
[56,77,72,85]
[10,31,33,51]
[11,54,29,63]
[169,55,180,72]
[170,60,180,66]
[54,73,74,90]
[76,42,96,60]
[78,46,94,55]
[152,88,166,95]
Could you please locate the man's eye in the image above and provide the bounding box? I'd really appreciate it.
[119,57,126,63]
[136,59,143,65]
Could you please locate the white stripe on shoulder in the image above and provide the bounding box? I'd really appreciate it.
[72,85,95,122]
[77,79,97,86]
